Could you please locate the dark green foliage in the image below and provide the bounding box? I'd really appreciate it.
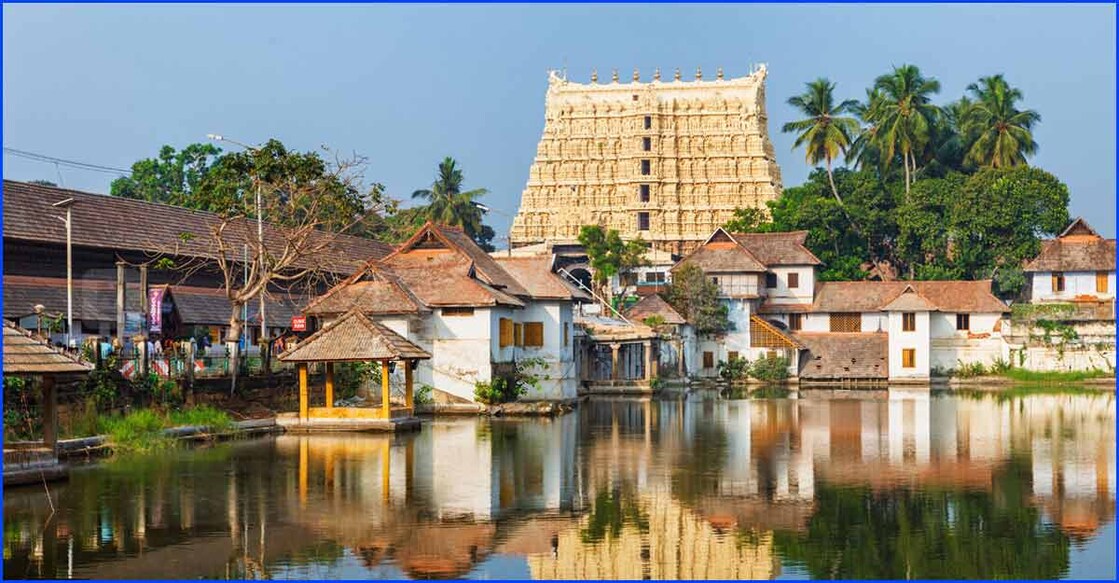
[663,264,729,335]
[411,157,495,250]
[473,358,546,405]
[717,356,750,381]
[578,225,648,291]
[750,356,791,382]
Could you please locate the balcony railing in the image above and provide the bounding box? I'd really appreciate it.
[716,282,760,297]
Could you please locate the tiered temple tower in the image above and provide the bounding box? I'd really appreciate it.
[510,65,783,255]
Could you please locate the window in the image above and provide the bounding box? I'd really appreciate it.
[787,273,799,289]
[956,314,970,331]
[727,351,739,362]
[829,313,861,332]
[765,273,778,288]
[442,307,475,317]
[789,313,803,331]
[1098,271,1109,293]
[645,271,666,283]
[703,351,715,369]
[643,115,652,129]
[641,160,651,175]
[513,323,524,347]
[902,312,916,332]
[643,137,651,151]
[901,348,916,369]
[1052,272,1066,293]
[499,318,513,348]
[563,322,569,347]
[639,184,650,202]
[524,322,544,347]
[637,212,650,231]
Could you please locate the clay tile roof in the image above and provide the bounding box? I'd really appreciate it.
[304,265,428,316]
[3,321,92,375]
[2,179,393,275]
[419,224,530,297]
[1023,219,1116,273]
[492,256,590,301]
[624,294,686,325]
[732,231,822,266]
[812,281,1007,314]
[279,310,430,363]
[795,332,887,380]
[880,285,939,312]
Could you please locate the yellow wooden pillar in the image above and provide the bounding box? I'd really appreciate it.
[381,360,391,419]
[324,362,335,409]
[404,360,414,410]
[381,439,391,504]
[298,364,309,421]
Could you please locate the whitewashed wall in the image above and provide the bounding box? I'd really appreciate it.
[764,266,815,304]
[513,301,578,400]
[887,311,930,380]
[1030,270,1115,302]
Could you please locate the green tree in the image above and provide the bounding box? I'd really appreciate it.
[864,65,942,194]
[961,75,1040,169]
[110,143,223,207]
[663,263,729,335]
[577,225,648,303]
[722,207,771,233]
[411,157,494,250]
[896,173,967,279]
[781,78,862,204]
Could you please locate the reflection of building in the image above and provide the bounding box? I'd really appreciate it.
[510,66,783,255]
[526,489,777,580]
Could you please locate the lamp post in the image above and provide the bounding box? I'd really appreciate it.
[52,198,76,347]
[472,201,514,257]
[208,134,267,346]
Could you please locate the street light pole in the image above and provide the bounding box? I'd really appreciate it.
[208,134,266,346]
[52,198,75,347]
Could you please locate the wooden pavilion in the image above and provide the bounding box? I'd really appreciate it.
[3,320,92,485]
[277,309,431,432]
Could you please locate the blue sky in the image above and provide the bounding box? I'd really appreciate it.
[3,3,1115,239]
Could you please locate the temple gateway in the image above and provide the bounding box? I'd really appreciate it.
[510,64,784,255]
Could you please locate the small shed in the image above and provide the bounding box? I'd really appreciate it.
[4,320,92,484]
[278,309,431,430]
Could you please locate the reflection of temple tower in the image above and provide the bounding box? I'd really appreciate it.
[511,66,783,255]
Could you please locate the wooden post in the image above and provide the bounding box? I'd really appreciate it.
[611,343,620,381]
[139,265,149,376]
[184,341,195,404]
[643,340,653,380]
[381,361,391,419]
[41,376,58,456]
[404,360,414,410]
[115,261,126,341]
[298,363,309,421]
[324,363,334,409]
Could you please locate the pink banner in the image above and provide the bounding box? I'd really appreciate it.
[148,287,166,334]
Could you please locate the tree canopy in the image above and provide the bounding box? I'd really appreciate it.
[663,263,729,336]
[410,157,495,251]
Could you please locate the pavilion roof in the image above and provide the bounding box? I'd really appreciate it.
[3,320,92,375]
[278,310,431,363]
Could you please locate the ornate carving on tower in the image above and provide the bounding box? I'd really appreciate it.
[511,64,783,255]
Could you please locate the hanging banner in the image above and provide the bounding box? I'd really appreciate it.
[148,287,166,334]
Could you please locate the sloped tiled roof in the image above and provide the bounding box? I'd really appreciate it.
[1023,218,1115,273]
[624,294,686,325]
[732,231,822,266]
[304,264,428,316]
[795,332,887,380]
[879,285,939,312]
[811,281,1008,314]
[3,321,92,375]
[2,179,393,275]
[492,256,590,301]
[674,241,767,273]
[279,310,430,363]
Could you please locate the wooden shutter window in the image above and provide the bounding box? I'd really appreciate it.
[499,318,513,348]
[1097,271,1109,293]
[902,312,916,332]
[956,314,970,331]
[1052,272,1065,292]
[789,313,803,331]
[829,313,861,333]
[524,322,544,347]
[513,323,524,347]
[703,351,714,369]
[563,322,569,347]
[787,272,799,289]
[902,348,916,368]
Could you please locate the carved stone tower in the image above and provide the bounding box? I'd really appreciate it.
[510,65,783,255]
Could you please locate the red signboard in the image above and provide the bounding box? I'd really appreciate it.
[291,316,307,332]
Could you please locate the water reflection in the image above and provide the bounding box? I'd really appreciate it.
[3,389,1114,580]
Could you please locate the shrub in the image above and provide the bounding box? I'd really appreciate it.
[334,362,381,400]
[750,356,790,382]
[414,384,435,405]
[717,357,750,382]
[954,361,988,378]
[101,409,172,452]
[473,358,546,405]
[168,405,232,432]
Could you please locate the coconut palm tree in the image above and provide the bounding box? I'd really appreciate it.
[781,78,861,205]
[412,157,488,242]
[961,75,1040,168]
[865,65,942,194]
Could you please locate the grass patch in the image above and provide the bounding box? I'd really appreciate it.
[167,405,233,432]
[1000,368,1112,383]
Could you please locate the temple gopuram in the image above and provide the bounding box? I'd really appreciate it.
[510,64,783,255]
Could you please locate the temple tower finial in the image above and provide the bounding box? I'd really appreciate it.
[717,67,724,80]
[653,68,661,81]
[633,67,640,82]
[611,69,619,83]
[674,68,681,81]
[695,66,703,80]
[591,69,598,84]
